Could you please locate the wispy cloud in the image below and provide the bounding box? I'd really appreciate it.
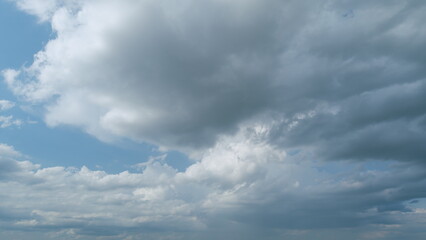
[0,115,22,128]
[0,100,15,111]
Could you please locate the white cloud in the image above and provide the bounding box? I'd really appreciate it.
[0,143,21,157]
[0,100,23,128]
[0,100,15,111]
[1,121,426,239]
[184,123,286,186]
[0,115,23,128]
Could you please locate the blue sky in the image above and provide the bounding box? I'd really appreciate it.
[0,0,49,69]
[1,0,426,239]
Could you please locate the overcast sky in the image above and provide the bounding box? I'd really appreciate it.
[1,0,426,239]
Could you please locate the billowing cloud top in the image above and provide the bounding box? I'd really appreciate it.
[2,0,426,239]
[5,0,425,157]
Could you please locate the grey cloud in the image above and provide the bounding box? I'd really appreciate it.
[270,79,426,163]
[5,0,425,159]
[3,0,315,151]
[226,164,426,232]
[0,158,22,180]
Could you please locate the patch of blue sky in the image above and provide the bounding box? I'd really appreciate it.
[0,0,51,69]
[0,115,191,173]
[0,0,192,174]
[0,0,51,100]
[408,198,426,210]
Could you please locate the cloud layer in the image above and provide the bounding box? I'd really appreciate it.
[1,138,426,240]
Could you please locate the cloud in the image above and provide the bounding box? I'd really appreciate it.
[267,79,426,163]
[0,100,15,111]
[4,0,426,160]
[0,144,36,182]
[0,115,23,128]
[0,100,24,128]
[1,138,426,239]
[0,143,21,157]
[2,0,317,151]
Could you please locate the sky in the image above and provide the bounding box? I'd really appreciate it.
[1,0,426,239]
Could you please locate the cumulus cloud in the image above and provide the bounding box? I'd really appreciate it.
[0,0,312,150]
[0,143,21,157]
[4,0,426,160]
[1,138,426,240]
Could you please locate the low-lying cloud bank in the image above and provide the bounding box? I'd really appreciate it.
[1,134,426,239]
